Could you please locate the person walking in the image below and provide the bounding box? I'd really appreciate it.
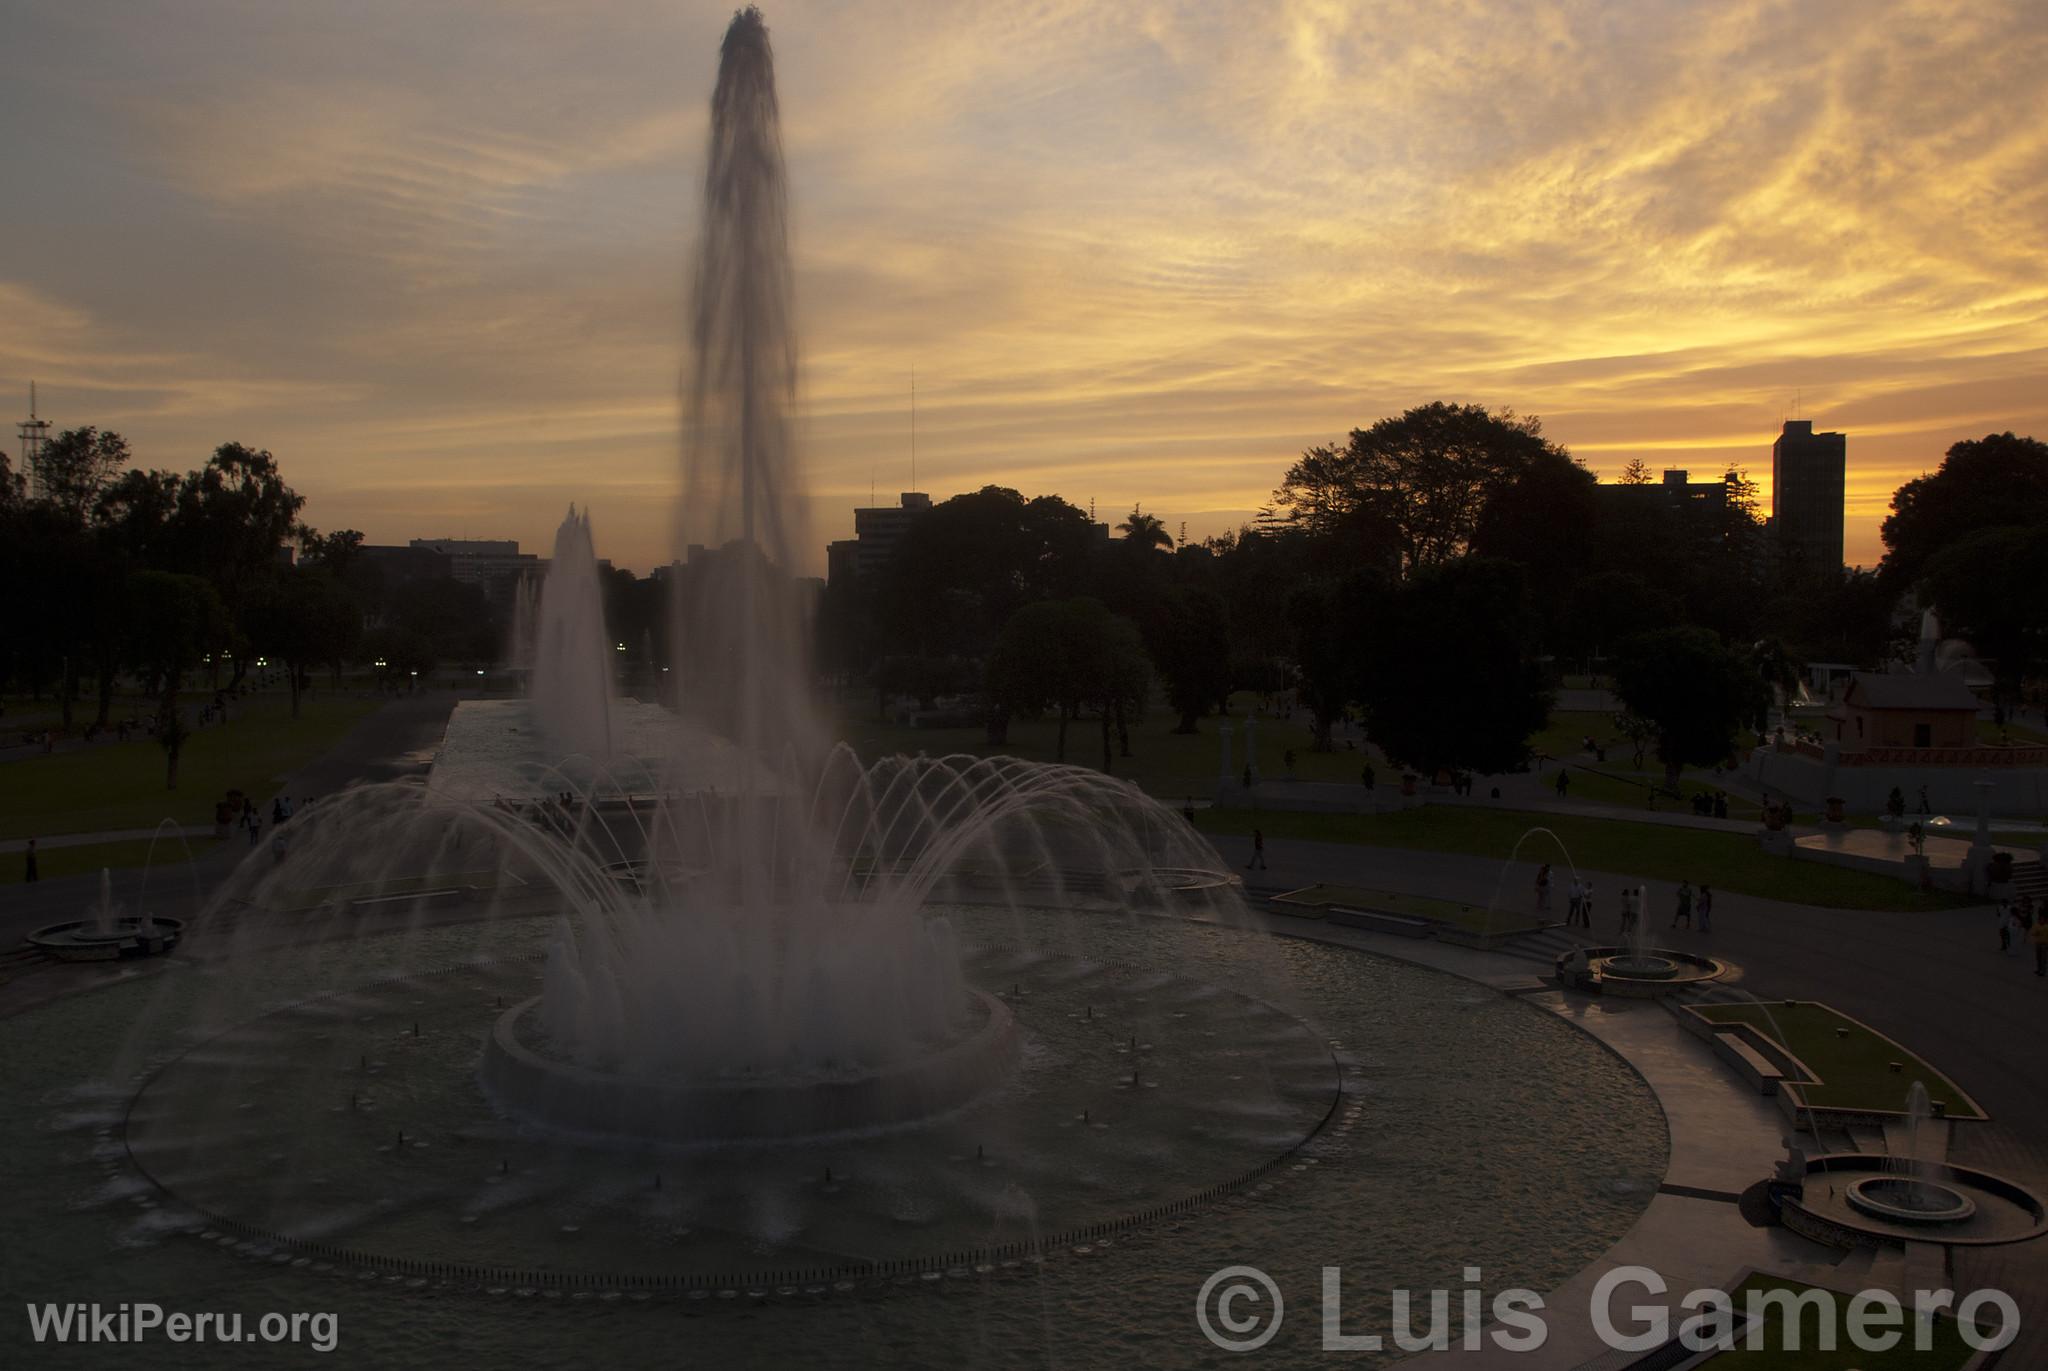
[1566,877,1584,927]
[1246,828,1267,872]
[1535,863,1552,914]
[1998,900,2015,954]
[1697,884,1713,933]
[1672,881,1694,929]
[2031,912,2048,977]
[1618,886,1636,938]
[1361,763,1375,792]
[23,838,37,884]
[1581,881,1596,930]
[1555,769,1570,799]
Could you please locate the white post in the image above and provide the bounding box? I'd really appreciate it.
[1969,775,1995,892]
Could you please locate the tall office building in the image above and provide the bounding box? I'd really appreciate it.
[1770,420,1846,575]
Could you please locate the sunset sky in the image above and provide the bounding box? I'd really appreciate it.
[4,0,2045,574]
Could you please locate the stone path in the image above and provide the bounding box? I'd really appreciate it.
[1210,833,2048,1366]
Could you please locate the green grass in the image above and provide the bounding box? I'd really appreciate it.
[1192,805,1971,912]
[1975,718,2048,746]
[1700,1275,1978,1368]
[1273,882,1542,934]
[10,836,226,883]
[836,691,1379,801]
[1692,1002,1982,1119]
[0,693,381,840]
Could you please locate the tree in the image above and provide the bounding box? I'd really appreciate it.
[125,571,224,789]
[1288,575,1374,752]
[1273,402,1569,576]
[883,486,1095,662]
[31,426,130,524]
[1610,626,1767,786]
[983,598,1146,768]
[1880,433,2048,588]
[1147,587,1231,734]
[1922,525,2048,721]
[1115,504,1172,552]
[1618,457,1652,485]
[242,569,361,716]
[1352,557,1550,776]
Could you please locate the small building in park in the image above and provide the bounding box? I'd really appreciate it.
[1826,672,1979,752]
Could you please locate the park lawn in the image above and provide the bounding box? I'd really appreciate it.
[10,836,227,883]
[1192,805,1970,913]
[836,692,1382,802]
[1528,709,1617,761]
[1700,1274,1977,1369]
[1692,1002,1983,1119]
[0,693,381,840]
[1274,882,1542,934]
[1975,718,2048,746]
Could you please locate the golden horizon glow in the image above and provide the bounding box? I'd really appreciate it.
[4,1,2045,572]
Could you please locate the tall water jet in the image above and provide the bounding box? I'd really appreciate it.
[529,505,614,761]
[524,6,977,1105]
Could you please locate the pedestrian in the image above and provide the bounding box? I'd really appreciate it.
[1566,877,1584,927]
[1998,901,2014,954]
[1672,881,1694,929]
[247,815,262,849]
[1246,828,1267,872]
[23,838,37,884]
[2031,909,2048,977]
[1555,770,1570,799]
[1697,884,1713,933]
[1361,764,1375,792]
[1582,881,1595,930]
[1535,863,1552,913]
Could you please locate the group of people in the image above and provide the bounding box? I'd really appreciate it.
[1543,864,1714,935]
[1996,893,2048,976]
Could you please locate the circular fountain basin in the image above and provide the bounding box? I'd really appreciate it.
[481,989,1021,1145]
[1604,955,1680,979]
[1845,1176,1978,1225]
[28,917,184,962]
[1556,946,1727,996]
[1781,1153,2047,1248]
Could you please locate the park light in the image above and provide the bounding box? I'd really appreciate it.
[409,670,417,677]
[616,642,627,652]
[374,657,387,668]
[475,669,485,676]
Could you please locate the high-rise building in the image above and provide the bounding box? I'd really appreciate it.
[16,382,51,501]
[1769,420,1846,576]
[828,491,932,587]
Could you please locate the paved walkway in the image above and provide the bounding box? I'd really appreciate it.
[0,826,214,855]
[1212,833,2048,1366]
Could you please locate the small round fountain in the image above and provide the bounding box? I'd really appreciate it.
[1778,1084,2047,1248]
[1845,1175,1978,1225]
[28,869,184,962]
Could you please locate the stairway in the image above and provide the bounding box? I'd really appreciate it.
[2009,858,2048,903]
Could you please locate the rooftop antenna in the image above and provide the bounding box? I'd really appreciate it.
[910,368,917,496]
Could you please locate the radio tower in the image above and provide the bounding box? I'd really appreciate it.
[17,382,51,500]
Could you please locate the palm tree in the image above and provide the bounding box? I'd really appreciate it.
[1116,504,1173,552]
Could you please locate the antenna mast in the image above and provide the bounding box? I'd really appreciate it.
[17,381,51,501]
[910,368,917,494]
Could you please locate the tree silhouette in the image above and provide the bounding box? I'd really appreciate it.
[1116,504,1172,551]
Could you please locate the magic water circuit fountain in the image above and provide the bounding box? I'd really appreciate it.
[5,13,1675,1356]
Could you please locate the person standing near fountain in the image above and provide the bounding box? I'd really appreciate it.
[1246,827,1267,871]
[1697,884,1713,933]
[1671,880,1693,929]
[2030,907,2048,977]
[1534,862,1552,913]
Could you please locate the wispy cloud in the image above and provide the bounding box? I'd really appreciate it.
[3,0,2044,570]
